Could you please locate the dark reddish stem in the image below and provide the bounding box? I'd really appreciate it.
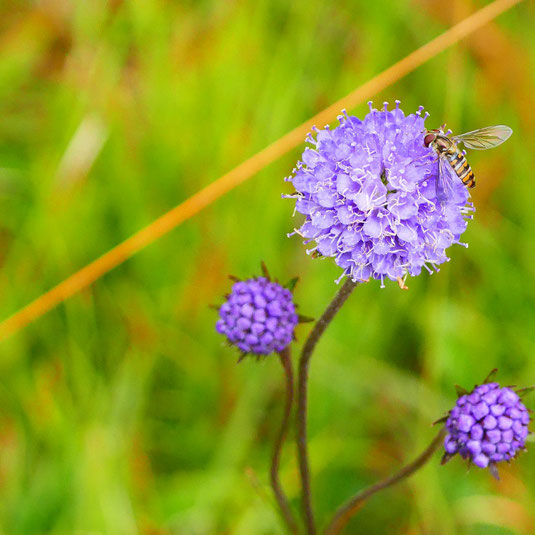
[296,278,358,535]
[324,428,447,535]
[271,347,300,534]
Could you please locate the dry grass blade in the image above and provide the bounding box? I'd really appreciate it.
[0,0,523,342]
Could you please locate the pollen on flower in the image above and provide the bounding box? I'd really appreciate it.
[285,101,473,287]
[215,276,299,357]
[442,381,531,476]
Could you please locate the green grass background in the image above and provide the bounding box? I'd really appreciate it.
[1,1,534,534]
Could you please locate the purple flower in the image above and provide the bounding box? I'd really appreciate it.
[442,380,531,477]
[216,275,299,356]
[285,101,473,287]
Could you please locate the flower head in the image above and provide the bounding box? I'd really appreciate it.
[216,271,299,357]
[442,377,531,477]
[285,101,473,287]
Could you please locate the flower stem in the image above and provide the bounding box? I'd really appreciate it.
[297,278,358,535]
[324,428,447,535]
[271,347,300,534]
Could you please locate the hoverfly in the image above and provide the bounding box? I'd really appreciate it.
[423,125,513,202]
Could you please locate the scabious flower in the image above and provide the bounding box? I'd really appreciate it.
[442,380,531,476]
[285,101,473,287]
[216,274,299,357]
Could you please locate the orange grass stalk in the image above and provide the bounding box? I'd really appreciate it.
[0,0,523,342]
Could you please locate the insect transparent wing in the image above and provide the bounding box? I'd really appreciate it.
[452,125,513,150]
[436,156,457,203]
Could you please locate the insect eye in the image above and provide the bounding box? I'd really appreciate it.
[423,133,435,147]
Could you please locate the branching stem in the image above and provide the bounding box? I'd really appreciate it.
[296,278,358,535]
[324,428,447,535]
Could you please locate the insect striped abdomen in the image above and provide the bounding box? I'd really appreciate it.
[446,150,475,188]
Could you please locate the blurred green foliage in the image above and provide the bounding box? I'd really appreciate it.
[0,1,534,534]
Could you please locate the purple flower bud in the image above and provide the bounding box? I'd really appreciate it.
[254,293,267,309]
[241,304,254,318]
[237,317,251,331]
[472,402,490,420]
[477,384,491,395]
[468,392,481,405]
[482,390,500,404]
[287,102,473,287]
[481,443,496,455]
[490,404,505,417]
[513,421,527,438]
[506,407,522,419]
[458,395,468,406]
[443,380,531,472]
[498,416,513,430]
[458,414,475,433]
[502,430,514,443]
[499,388,519,407]
[487,429,502,444]
[445,436,459,454]
[470,424,484,441]
[253,308,267,323]
[216,276,298,356]
[466,440,481,455]
[483,415,497,430]
[473,453,490,468]
[497,443,510,454]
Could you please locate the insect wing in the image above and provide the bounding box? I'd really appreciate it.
[435,156,457,203]
[452,125,512,150]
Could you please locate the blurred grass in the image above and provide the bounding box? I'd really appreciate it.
[0,0,534,534]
